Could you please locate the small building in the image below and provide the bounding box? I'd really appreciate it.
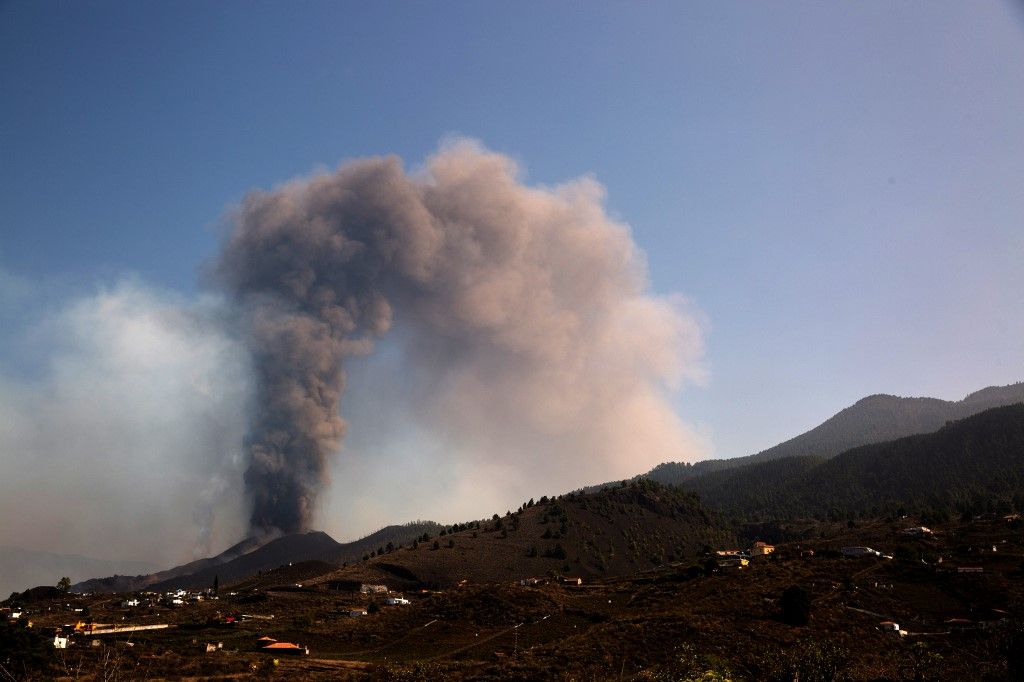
[841,546,880,557]
[359,584,388,594]
[878,621,900,632]
[385,597,410,606]
[561,577,583,586]
[751,542,775,556]
[519,577,546,587]
[901,526,933,537]
[260,642,308,655]
[348,609,368,618]
[122,599,139,608]
[53,636,69,649]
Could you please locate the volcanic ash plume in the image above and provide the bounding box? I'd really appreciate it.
[217,140,705,535]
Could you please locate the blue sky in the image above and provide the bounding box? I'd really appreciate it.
[2,2,1024,553]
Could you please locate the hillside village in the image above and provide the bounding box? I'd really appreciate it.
[3,482,1024,681]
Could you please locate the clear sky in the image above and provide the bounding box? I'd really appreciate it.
[2,2,1023,557]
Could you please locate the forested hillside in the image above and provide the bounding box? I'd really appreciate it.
[310,480,732,589]
[682,403,1024,521]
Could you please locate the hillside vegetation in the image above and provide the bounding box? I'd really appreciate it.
[311,480,731,589]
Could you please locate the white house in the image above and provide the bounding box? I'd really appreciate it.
[53,636,69,649]
[385,597,410,606]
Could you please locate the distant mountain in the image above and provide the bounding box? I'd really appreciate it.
[0,547,157,599]
[70,535,266,594]
[309,480,731,590]
[73,521,442,593]
[682,403,1024,521]
[648,382,1024,485]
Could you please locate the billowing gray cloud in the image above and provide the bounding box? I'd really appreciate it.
[0,280,251,568]
[217,139,706,535]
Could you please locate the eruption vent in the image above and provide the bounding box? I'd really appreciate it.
[217,140,704,535]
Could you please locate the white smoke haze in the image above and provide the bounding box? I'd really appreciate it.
[0,278,250,566]
[218,139,708,535]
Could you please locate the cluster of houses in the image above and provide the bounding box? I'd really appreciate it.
[161,588,217,607]
[714,541,776,568]
[337,584,412,618]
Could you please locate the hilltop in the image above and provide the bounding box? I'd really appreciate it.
[308,480,731,590]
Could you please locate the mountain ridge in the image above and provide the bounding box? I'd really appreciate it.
[72,522,443,593]
[681,402,1024,521]
[647,381,1024,485]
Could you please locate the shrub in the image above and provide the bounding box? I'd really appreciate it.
[780,585,811,626]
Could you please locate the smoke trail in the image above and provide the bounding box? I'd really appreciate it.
[217,139,705,534]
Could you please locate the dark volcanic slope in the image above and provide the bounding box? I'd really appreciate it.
[71,535,265,593]
[649,382,1024,484]
[683,403,1024,520]
[311,480,731,590]
[149,531,342,591]
[75,522,442,593]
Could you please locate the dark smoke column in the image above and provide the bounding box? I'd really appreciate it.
[215,159,411,534]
